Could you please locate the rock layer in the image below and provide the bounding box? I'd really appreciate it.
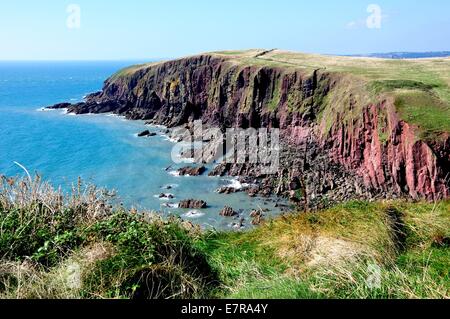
[48,53,449,203]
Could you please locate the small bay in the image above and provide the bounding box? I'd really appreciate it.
[0,61,286,230]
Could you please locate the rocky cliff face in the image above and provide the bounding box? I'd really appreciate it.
[49,53,449,204]
[326,102,449,201]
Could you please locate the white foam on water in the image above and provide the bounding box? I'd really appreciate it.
[153,193,175,201]
[163,203,179,209]
[183,210,205,219]
[168,170,180,177]
[36,107,52,112]
[224,178,249,190]
[162,135,180,143]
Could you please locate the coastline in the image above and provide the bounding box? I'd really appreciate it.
[35,105,290,230]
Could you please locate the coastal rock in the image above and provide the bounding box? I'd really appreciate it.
[177,166,206,176]
[246,186,259,198]
[232,218,246,229]
[47,102,72,110]
[179,199,207,209]
[138,130,150,137]
[216,187,238,194]
[138,130,157,137]
[45,52,449,204]
[250,210,265,225]
[159,193,174,199]
[219,206,238,217]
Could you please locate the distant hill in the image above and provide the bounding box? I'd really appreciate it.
[348,52,450,59]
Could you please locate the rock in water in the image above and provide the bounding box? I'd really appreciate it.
[250,210,265,225]
[219,206,238,217]
[159,193,174,199]
[177,166,206,176]
[216,187,238,194]
[138,130,151,137]
[179,199,207,209]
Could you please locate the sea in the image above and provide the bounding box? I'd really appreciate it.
[0,61,286,230]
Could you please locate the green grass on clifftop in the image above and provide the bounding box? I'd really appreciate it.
[1,176,448,299]
[197,200,449,299]
[111,49,450,140]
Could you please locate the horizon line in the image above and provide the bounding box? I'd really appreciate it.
[1,50,449,62]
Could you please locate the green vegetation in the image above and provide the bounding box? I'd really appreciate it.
[197,201,449,299]
[394,90,450,140]
[210,50,450,140]
[370,80,439,94]
[0,176,216,299]
[109,50,450,141]
[1,176,448,299]
[267,74,282,111]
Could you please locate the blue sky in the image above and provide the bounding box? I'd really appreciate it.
[0,0,448,60]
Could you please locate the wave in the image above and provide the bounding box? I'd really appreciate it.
[153,193,175,201]
[162,135,180,143]
[36,107,52,112]
[168,170,180,177]
[162,203,179,209]
[223,178,249,190]
[183,210,205,219]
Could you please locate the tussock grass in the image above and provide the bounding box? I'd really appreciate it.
[197,200,449,299]
[1,175,448,299]
[0,175,216,299]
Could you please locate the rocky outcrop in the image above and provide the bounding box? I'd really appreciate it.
[250,210,265,225]
[159,193,174,199]
[177,166,206,176]
[179,199,207,209]
[47,53,449,204]
[219,206,238,217]
[326,102,449,201]
[138,130,156,137]
[216,187,239,194]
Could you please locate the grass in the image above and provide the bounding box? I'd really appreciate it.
[108,49,449,141]
[196,200,450,299]
[394,90,450,140]
[1,176,448,299]
[239,51,450,139]
[224,51,450,139]
[0,175,216,299]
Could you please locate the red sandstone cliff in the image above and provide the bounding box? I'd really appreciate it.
[48,53,449,202]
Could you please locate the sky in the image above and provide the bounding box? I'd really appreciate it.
[0,0,449,60]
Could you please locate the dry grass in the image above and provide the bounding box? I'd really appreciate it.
[201,200,449,299]
[0,242,115,299]
[0,175,216,299]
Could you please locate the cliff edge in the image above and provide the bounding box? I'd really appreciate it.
[49,49,450,204]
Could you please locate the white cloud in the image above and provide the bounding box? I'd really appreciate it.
[345,5,388,30]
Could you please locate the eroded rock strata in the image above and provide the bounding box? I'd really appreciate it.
[48,53,449,207]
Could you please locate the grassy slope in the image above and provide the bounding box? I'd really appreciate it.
[212,50,450,140]
[198,200,450,299]
[1,177,448,299]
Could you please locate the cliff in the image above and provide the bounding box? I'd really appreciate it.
[49,50,450,204]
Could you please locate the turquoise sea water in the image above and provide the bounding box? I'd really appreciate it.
[0,62,285,229]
